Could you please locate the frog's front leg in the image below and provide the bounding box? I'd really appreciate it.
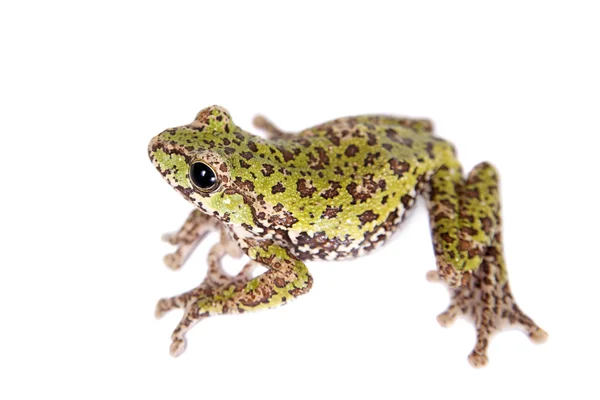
[161,209,218,270]
[252,114,293,139]
[426,162,547,367]
[157,241,313,356]
[156,222,246,318]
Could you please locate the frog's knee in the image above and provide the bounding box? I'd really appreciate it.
[469,162,499,181]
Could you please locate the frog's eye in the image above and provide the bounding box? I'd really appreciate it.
[190,161,219,192]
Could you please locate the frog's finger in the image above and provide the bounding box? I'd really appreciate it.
[159,243,312,357]
[162,209,217,246]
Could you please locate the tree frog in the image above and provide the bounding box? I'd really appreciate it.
[148,105,547,367]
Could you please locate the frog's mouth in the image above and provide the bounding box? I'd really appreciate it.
[148,136,194,192]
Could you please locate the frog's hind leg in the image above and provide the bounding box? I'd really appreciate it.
[426,162,547,367]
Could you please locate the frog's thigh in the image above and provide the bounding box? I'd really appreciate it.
[427,162,499,286]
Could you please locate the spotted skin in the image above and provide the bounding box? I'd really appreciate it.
[149,105,547,366]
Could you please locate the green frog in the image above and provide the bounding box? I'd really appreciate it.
[148,105,547,367]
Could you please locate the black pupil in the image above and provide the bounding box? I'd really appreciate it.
[190,162,217,189]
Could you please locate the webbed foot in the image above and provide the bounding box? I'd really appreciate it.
[428,258,547,368]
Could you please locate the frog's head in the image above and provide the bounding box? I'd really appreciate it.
[148,105,257,226]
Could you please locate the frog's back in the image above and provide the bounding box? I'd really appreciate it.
[264,114,454,260]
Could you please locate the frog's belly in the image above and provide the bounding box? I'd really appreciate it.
[288,202,411,261]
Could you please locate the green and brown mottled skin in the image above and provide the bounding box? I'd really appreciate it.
[149,105,548,367]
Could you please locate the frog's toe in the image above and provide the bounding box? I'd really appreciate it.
[529,327,549,344]
[436,304,460,327]
[468,351,489,368]
[168,305,207,357]
[161,232,177,244]
[163,253,182,270]
[426,270,441,282]
[170,337,187,357]
[155,297,178,318]
[509,303,549,344]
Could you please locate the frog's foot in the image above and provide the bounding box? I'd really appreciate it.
[427,261,548,368]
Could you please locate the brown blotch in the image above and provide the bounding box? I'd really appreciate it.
[278,147,295,162]
[239,160,251,168]
[224,147,235,155]
[363,152,381,167]
[425,142,435,159]
[321,205,342,219]
[366,132,377,146]
[297,179,316,198]
[480,217,493,235]
[308,147,329,170]
[460,226,479,236]
[463,188,480,199]
[345,144,359,157]
[320,180,341,199]
[389,158,410,177]
[441,232,454,243]
[325,128,341,145]
[274,277,286,288]
[219,163,228,172]
[271,182,285,194]
[267,210,298,228]
[248,141,258,152]
[358,210,379,225]
[346,175,380,204]
[296,231,352,252]
[261,163,275,177]
[240,151,254,160]
[234,177,255,192]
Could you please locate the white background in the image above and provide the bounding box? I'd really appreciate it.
[1,1,598,399]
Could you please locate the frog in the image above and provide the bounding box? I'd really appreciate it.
[148,105,547,367]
